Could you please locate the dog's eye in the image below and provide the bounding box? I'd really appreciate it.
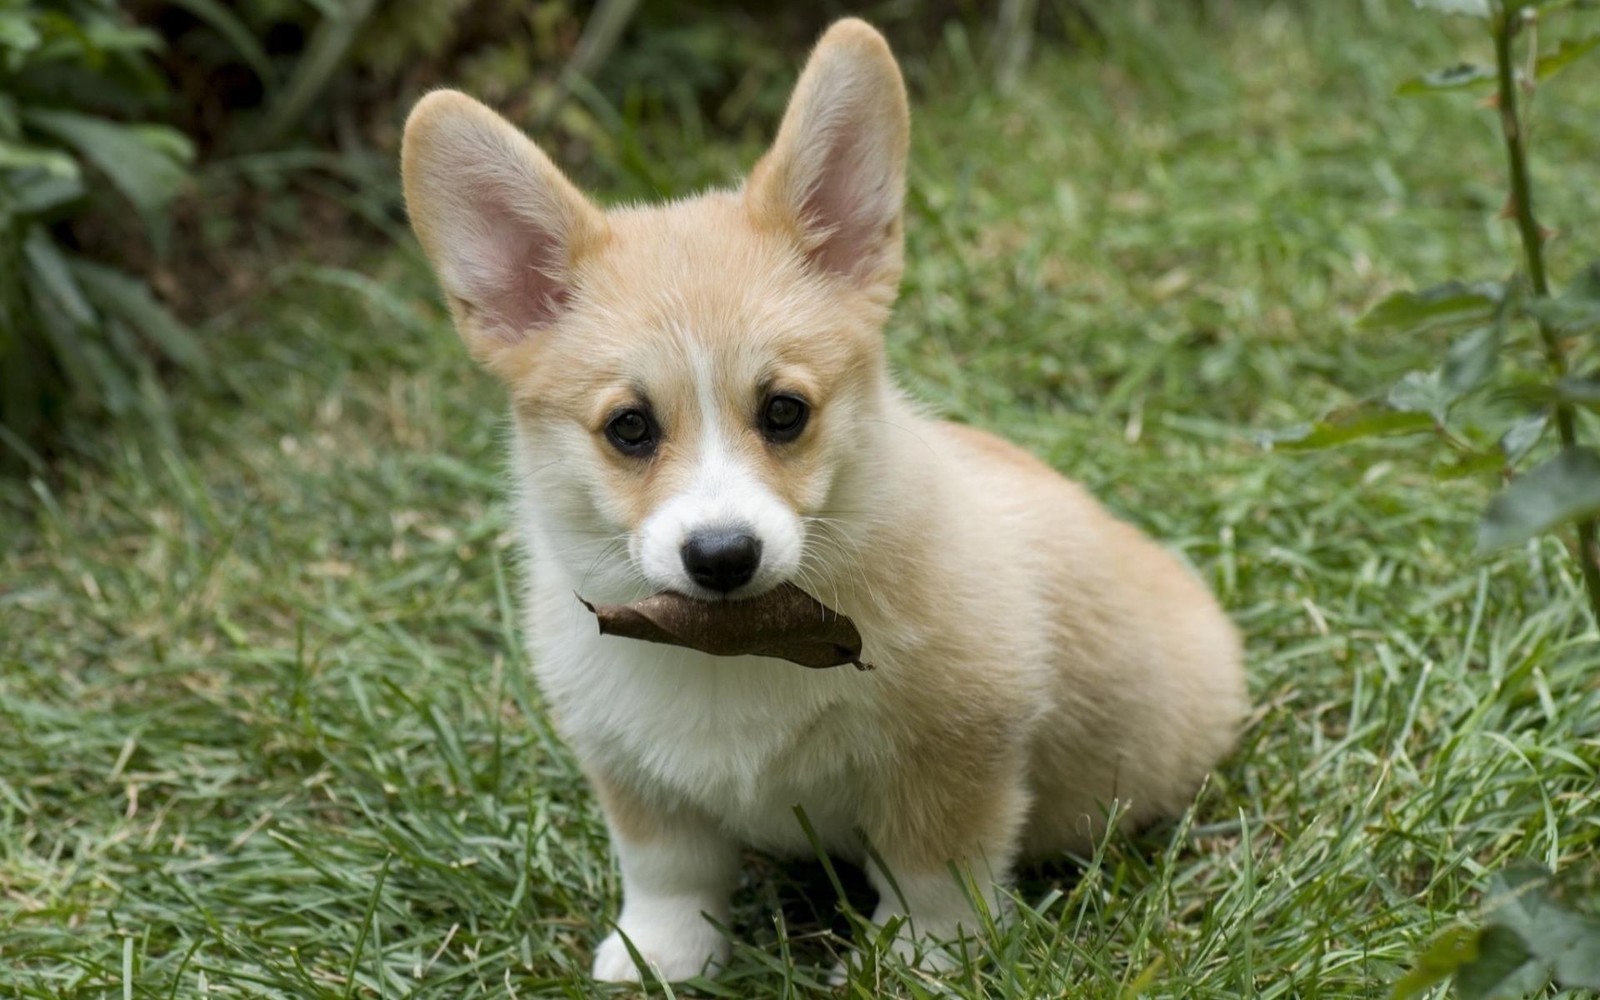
[605,409,657,456]
[761,395,809,443]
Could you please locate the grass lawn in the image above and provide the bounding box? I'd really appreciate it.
[3,4,1599,997]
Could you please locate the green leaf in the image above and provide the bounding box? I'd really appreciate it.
[22,110,192,215]
[0,93,19,138]
[1474,864,1600,991]
[0,11,41,55]
[1388,369,1454,420]
[1535,33,1600,81]
[1390,926,1478,999]
[1442,280,1512,398]
[1358,281,1503,334]
[7,170,84,216]
[1435,448,1504,481]
[33,301,137,414]
[1555,377,1600,409]
[166,0,278,89]
[22,226,93,327]
[1441,325,1502,395]
[67,258,208,377]
[1264,402,1434,452]
[77,18,162,58]
[258,0,378,148]
[20,231,138,413]
[1455,925,1537,1000]
[1397,63,1496,95]
[1528,260,1600,334]
[1500,412,1548,463]
[0,139,78,177]
[1478,448,1600,551]
[1552,913,1600,987]
[1411,0,1490,16]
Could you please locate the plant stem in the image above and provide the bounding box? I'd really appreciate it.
[1493,6,1600,627]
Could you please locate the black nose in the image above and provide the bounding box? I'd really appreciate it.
[681,530,762,593]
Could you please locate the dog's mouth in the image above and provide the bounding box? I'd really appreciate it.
[577,583,870,670]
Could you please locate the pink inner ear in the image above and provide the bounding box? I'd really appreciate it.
[796,119,896,281]
[457,192,571,340]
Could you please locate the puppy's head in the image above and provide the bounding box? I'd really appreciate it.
[402,19,908,601]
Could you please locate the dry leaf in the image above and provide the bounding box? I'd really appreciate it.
[578,583,870,670]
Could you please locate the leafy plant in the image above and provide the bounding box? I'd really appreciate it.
[1391,866,1600,1000]
[1266,2,1600,994]
[1270,0,1600,626]
[0,0,204,467]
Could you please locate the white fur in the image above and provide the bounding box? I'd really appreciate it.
[518,460,871,855]
[631,345,804,599]
[591,815,740,981]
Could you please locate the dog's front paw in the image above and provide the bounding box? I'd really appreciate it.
[592,916,729,983]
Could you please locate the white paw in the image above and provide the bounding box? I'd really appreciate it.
[591,917,729,983]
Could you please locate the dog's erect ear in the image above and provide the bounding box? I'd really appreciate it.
[746,19,909,294]
[401,91,607,355]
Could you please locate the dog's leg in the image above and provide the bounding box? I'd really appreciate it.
[857,759,1032,970]
[589,773,739,983]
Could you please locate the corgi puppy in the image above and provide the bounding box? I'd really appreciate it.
[401,18,1247,983]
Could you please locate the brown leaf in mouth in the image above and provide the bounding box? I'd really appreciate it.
[577,583,871,670]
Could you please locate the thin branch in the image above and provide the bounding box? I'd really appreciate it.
[1492,3,1600,625]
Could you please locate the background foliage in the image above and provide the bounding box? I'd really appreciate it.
[1,0,1049,468]
[1271,0,1600,645]
[0,0,201,466]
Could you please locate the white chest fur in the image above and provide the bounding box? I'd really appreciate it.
[528,575,876,857]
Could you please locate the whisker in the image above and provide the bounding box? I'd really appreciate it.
[577,539,627,593]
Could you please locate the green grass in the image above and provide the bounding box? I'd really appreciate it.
[4,3,1600,997]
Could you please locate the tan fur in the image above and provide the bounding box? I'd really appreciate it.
[401,16,1247,979]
